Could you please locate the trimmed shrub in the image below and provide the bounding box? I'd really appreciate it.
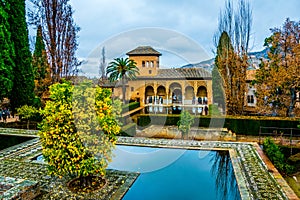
[122,102,140,113]
[120,123,136,137]
[209,104,220,116]
[137,114,299,136]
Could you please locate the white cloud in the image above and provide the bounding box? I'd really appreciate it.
[70,0,300,67]
[79,27,211,77]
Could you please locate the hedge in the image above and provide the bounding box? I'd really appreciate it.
[119,123,136,137]
[137,114,299,136]
[122,102,140,114]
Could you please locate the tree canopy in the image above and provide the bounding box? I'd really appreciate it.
[215,32,247,115]
[106,57,139,103]
[32,25,51,99]
[0,1,14,100]
[255,18,300,117]
[7,0,35,110]
[29,0,80,83]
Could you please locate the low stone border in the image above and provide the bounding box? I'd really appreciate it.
[0,128,38,137]
[0,129,298,200]
[0,176,40,200]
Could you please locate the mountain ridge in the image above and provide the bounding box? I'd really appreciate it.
[180,48,268,72]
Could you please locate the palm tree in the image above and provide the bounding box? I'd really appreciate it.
[106,58,139,103]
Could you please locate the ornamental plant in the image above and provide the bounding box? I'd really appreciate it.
[177,110,194,139]
[17,105,39,129]
[38,80,121,181]
[263,137,295,174]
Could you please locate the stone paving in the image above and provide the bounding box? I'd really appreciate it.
[0,130,138,200]
[0,128,299,199]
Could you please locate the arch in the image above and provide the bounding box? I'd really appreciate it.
[157,85,166,97]
[197,86,207,104]
[169,82,182,103]
[145,86,154,104]
[185,86,194,100]
[157,85,166,104]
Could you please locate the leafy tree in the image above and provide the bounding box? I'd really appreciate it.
[8,0,35,110]
[214,0,251,116]
[29,0,80,83]
[32,25,52,100]
[17,105,38,129]
[39,81,121,183]
[215,32,247,115]
[255,19,300,117]
[0,2,14,101]
[177,110,194,139]
[106,58,139,104]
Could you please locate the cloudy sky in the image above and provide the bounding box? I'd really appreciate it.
[67,0,299,75]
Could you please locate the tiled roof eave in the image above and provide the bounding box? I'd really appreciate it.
[134,77,212,81]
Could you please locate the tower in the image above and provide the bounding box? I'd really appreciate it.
[126,46,161,77]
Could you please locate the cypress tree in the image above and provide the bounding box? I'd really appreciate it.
[7,0,35,110]
[215,31,247,115]
[32,25,51,99]
[0,1,14,100]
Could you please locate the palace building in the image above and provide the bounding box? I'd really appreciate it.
[112,46,213,110]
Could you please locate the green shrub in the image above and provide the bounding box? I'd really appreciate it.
[263,137,295,174]
[120,123,136,137]
[209,104,220,116]
[17,105,39,129]
[137,114,299,136]
[122,102,140,113]
[177,111,194,139]
[39,81,121,179]
[288,153,300,170]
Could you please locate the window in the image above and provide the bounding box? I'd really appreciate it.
[146,61,149,67]
[131,87,134,92]
[247,95,254,104]
[150,61,154,67]
[149,70,152,74]
[142,61,145,67]
[157,61,159,68]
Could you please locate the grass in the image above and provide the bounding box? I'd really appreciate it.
[284,173,300,198]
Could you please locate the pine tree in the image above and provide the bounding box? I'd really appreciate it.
[7,0,35,110]
[0,1,14,100]
[32,25,51,99]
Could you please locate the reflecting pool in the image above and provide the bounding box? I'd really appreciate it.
[108,145,241,200]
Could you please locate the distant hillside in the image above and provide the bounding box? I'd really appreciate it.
[181,58,214,71]
[180,49,268,71]
[248,48,268,59]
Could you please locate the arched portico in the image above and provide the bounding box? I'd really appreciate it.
[157,85,166,104]
[169,82,182,104]
[185,86,194,105]
[145,85,155,104]
[197,86,208,104]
